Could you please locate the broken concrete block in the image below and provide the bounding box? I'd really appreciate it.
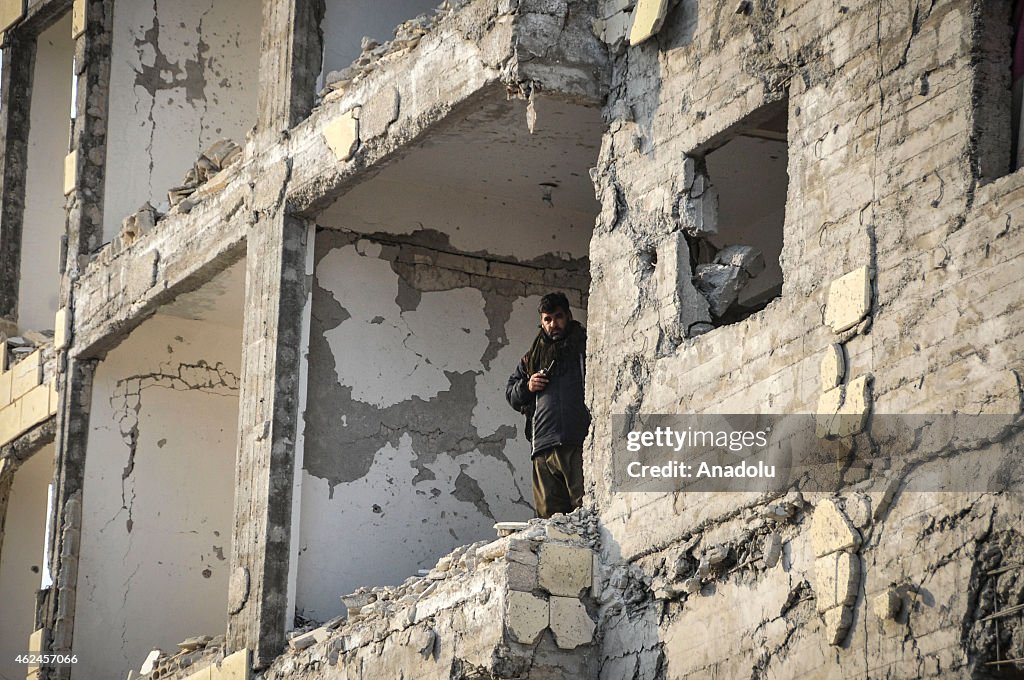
[323,111,360,162]
[813,551,860,613]
[288,630,318,651]
[54,307,70,350]
[506,559,538,592]
[494,521,529,537]
[538,544,593,596]
[628,0,671,45]
[694,263,748,317]
[763,532,783,568]
[505,591,548,644]
[810,499,861,558]
[72,0,86,38]
[140,649,162,675]
[820,343,845,389]
[836,374,871,437]
[825,266,872,333]
[549,597,595,649]
[62,149,78,196]
[823,605,853,646]
[871,589,902,621]
[815,385,843,438]
[714,245,765,278]
[178,635,213,652]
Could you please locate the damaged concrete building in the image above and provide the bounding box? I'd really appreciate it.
[1,0,1023,677]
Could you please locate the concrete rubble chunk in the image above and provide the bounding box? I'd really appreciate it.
[538,543,593,596]
[140,649,161,674]
[763,532,783,567]
[823,605,853,646]
[494,521,530,537]
[820,343,845,390]
[694,263,748,317]
[871,589,902,621]
[714,245,765,278]
[177,634,213,652]
[810,499,861,558]
[168,139,242,208]
[288,629,318,651]
[628,0,671,45]
[813,551,860,613]
[323,111,360,162]
[505,591,548,644]
[837,374,871,437]
[549,597,595,649]
[825,265,872,333]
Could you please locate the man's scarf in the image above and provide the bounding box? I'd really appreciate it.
[525,320,586,377]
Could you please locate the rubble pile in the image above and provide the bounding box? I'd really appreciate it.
[167,139,243,213]
[136,634,225,679]
[692,244,766,318]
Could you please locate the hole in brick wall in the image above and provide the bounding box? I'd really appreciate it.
[687,97,788,327]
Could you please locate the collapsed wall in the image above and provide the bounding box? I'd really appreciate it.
[584,0,1024,677]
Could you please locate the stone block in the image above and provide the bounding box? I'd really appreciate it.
[0,0,23,33]
[549,597,595,649]
[63,150,77,196]
[11,350,41,400]
[538,544,593,597]
[0,402,18,445]
[871,589,901,621]
[628,0,670,45]
[825,266,871,333]
[823,605,853,646]
[813,551,860,613]
[213,649,250,680]
[72,0,85,37]
[763,532,782,568]
[54,308,70,350]
[820,343,845,389]
[815,386,843,438]
[323,111,360,162]
[810,499,861,557]
[505,591,548,644]
[836,374,871,437]
[0,368,12,409]
[20,383,50,430]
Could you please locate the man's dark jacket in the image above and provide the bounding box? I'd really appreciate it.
[505,323,591,455]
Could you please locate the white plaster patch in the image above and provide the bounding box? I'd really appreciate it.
[317,245,489,408]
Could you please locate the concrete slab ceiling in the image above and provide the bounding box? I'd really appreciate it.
[317,94,603,261]
[158,258,246,328]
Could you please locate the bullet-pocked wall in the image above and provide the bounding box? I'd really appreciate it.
[0,445,52,680]
[101,0,260,242]
[320,0,439,81]
[19,14,73,332]
[296,96,602,622]
[71,264,244,679]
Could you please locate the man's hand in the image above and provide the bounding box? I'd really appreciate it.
[527,371,549,393]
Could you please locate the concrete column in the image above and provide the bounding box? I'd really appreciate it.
[65,0,113,267]
[0,33,36,334]
[45,358,95,679]
[227,212,309,666]
[256,0,325,142]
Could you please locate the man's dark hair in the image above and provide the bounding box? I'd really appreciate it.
[538,292,571,315]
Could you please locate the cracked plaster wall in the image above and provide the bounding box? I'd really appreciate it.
[101,0,259,242]
[296,227,588,622]
[19,14,72,332]
[583,0,1024,677]
[72,314,241,680]
[0,443,51,680]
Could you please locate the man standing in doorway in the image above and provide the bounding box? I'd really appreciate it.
[505,292,590,518]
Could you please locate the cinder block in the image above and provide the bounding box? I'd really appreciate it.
[0,0,24,33]
[323,111,360,162]
[213,649,250,680]
[0,401,18,445]
[538,544,593,597]
[0,368,12,409]
[505,591,548,644]
[548,597,595,649]
[54,307,70,350]
[71,0,85,37]
[20,383,50,430]
[64,150,78,196]
[11,350,41,400]
[825,266,871,333]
